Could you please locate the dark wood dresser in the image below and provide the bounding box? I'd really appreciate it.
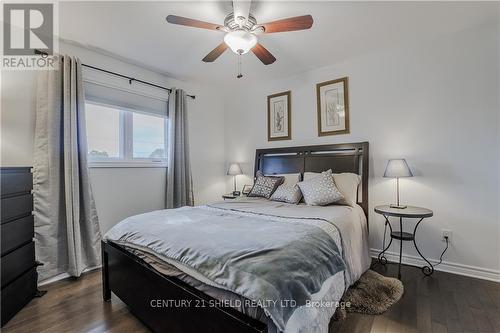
[1,167,40,326]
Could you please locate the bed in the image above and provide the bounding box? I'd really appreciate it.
[101,142,369,333]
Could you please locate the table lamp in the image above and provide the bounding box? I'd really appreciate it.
[227,163,243,196]
[384,159,413,209]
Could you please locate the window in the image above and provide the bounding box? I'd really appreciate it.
[86,103,122,159]
[132,112,166,159]
[85,102,167,167]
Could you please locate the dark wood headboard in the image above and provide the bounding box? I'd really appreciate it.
[254,142,369,222]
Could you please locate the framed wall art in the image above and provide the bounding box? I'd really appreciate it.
[267,91,291,141]
[316,77,349,136]
[242,185,253,196]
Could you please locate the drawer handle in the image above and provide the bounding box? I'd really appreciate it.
[35,260,44,267]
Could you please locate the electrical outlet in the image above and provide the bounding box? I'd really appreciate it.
[442,229,452,243]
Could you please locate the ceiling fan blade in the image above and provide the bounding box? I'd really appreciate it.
[251,43,276,65]
[166,15,223,31]
[260,15,313,33]
[202,42,228,62]
[232,0,251,26]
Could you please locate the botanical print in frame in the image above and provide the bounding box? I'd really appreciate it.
[267,91,291,141]
[316,77,349,136]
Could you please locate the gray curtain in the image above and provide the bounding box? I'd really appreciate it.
[166,88,194,208]
[33,55,101,281]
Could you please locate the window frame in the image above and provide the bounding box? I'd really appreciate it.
[86,101,168,168]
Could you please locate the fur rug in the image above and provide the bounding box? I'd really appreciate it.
[333,270,404,320]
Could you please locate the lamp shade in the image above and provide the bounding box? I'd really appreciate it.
[383,159,413,178]
[227,163,243,176]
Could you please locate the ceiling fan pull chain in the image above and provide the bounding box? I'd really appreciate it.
[237,53,243,79]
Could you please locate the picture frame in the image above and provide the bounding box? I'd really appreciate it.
[316,77,349,136]
[267,91,291,141]
[242,185,253,196]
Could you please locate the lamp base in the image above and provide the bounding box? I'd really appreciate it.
[390,204,407,209]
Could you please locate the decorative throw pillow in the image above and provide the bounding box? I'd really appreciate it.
[297,170,344,206]
[304,171,360,207]
[270,184,302,204]
[248,171,284,199]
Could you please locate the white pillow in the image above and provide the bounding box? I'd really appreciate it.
[303,171,361,207]
[303,172,320,181]
[297,170,343,206]
[265,173,301,186]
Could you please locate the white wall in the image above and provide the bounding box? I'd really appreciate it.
[1,41,226,233]
[224,22,500,280]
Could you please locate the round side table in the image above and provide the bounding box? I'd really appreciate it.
[374,205,434,279]
[222,194,238,200]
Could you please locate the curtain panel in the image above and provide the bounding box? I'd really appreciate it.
[33,55,102,281]
[166,88,194,208]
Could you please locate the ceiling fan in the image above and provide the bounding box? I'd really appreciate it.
[166,0,313,72]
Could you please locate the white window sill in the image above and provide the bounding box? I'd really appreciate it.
[88,161,167,168]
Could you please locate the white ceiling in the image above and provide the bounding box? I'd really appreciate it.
[59,1,498,85]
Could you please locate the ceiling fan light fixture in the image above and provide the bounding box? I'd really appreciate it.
[224,30,257,54]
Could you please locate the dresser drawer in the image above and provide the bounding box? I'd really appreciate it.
[1,242,35,288]
[1,216,34,256]
[1,194,33,223]
[0,171,32,197]
[1,267,37,326]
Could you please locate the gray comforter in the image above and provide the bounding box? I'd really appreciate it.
[105,199,370,332]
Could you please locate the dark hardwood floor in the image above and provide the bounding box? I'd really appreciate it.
[3,262,499,333]
[331,263,500,333]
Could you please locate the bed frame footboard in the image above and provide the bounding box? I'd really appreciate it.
[101,241,267,333]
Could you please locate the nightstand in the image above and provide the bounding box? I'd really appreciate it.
[374,205,434,279]
[222,194,238,200]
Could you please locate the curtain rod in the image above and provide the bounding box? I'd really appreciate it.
[34,50,195,99]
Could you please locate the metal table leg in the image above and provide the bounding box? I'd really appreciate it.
[378,215,393,265]
[412,217,434,276]
[398,217,403,279]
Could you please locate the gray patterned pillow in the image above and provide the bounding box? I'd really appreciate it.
[297,170,344,206]
[248,171,284,199]
[270,184,302,204]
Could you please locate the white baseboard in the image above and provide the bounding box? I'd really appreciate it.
[38,266,101,286]
[38,272,70,286]
[370,248,500,283]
